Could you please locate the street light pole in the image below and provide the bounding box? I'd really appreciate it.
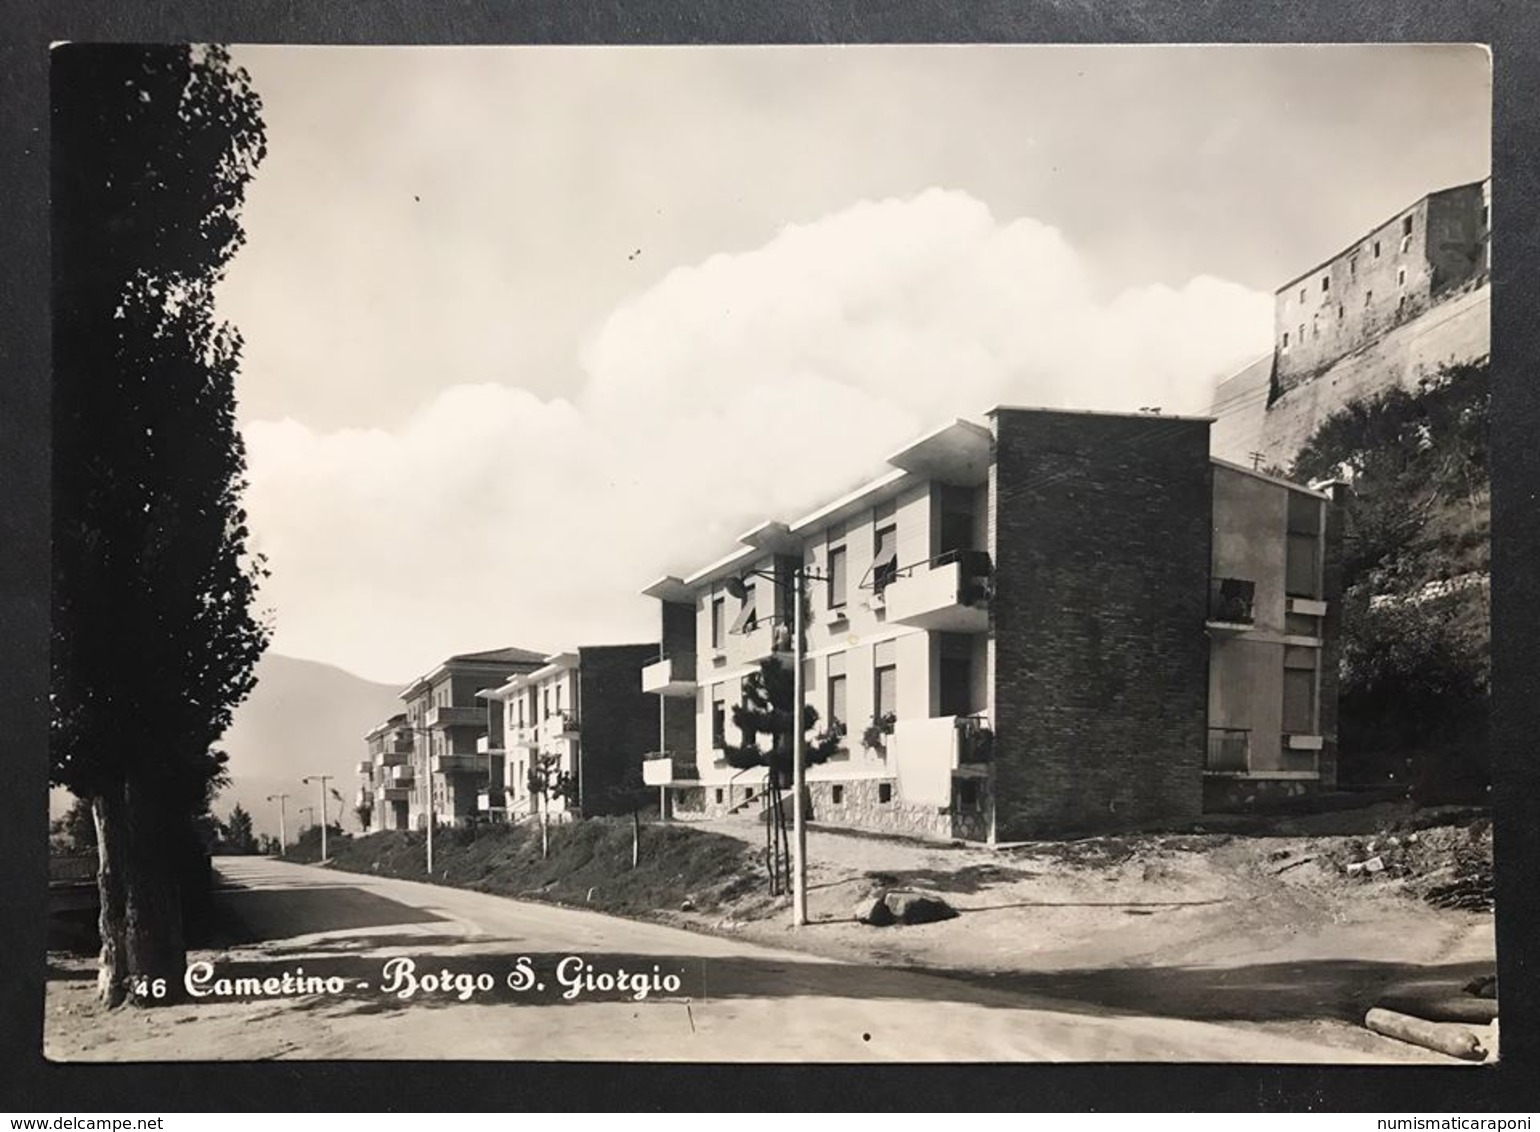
[791,565,808,928]
[302,775,332,863]
[727,563,820,930]
[266,793,289,857]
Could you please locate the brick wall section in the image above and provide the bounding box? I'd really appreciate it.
[989,409,1212,838]
[576,644,662,815]
[1317,482,1348,790]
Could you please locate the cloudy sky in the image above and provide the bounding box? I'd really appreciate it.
[216,44,1490,684]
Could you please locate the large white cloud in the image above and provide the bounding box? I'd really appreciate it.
[242,189,1271,681]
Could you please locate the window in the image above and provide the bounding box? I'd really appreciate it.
[1349,255,1358,277]
[831,784,844,805]
[715,788,724,805]
[874,640,897,722]
[956,779,980,811]
[1321,275,1330,292]
[1402,215,1414,236]
[827,652,848,731]
[711,686,727,747]
[1285,493,1321,598]
[729,582,757,634]
[1298,287,1306,304]
[827,545,848,608]
[543,688,551,718]
[710,595,726,650]
[1365,290,1373,307]
[1282,331,1290,349]
[1311,316,1318,340]
[1397,266,1407,288]
[1298,323,1305,343]
[745,787,754,801]
[1373,240,1381,258]
[873,524,898,593]
[1283,648,1318,735]
[1337,304,1344,320]
[878,783,893,804]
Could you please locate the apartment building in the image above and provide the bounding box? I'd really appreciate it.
[640,408,1343,843]
[375,645,546,829]
[361,713,412,831]
[479,644,659,822]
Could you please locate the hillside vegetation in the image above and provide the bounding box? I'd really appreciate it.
[1291,361,1489,801]
[288,818,760,917]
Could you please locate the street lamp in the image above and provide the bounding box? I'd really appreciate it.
[265,793,289,857]
[301,774,334,864]
[724,562,824,929]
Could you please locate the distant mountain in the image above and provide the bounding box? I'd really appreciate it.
[213,653,404,840]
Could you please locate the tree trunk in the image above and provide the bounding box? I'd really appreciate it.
[121,780,186,1001]
[540,797,549,859]
[631,808,640,870]
[92,790,129,1007]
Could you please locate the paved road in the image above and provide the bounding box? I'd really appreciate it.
[199,856,1388,1062]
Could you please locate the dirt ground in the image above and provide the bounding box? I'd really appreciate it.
[43,801,1496,1064]
[668,802,1497,1062]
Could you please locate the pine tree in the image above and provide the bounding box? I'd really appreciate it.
[721,657,843,894]
[50,45,269,1006]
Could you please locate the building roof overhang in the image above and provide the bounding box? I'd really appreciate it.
[884,418,993,486]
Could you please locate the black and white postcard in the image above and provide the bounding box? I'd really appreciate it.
[42,41,1503,1072]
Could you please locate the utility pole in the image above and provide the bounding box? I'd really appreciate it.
[791,564,808,928]
[265,793,289,857]
[302,774,333,863]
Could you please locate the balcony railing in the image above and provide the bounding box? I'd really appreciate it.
[354,789,373,808]
[642,654,697,697]
[355,760,373,775]
[1205,727,1251,773]
[390,764,415,785]
[642,750,700,786]
[954,713,995,766]
[742,615,795,661]
[550,710,580,738]
[375,785,410,803]
[431,753,483,774]
[1208,577,1257,629]
[426,704,485,729]
[477,787,506,812]
[883,549,992,633]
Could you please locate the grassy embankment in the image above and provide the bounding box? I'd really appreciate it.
[286,818,763,918]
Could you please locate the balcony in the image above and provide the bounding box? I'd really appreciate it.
[882,549,992,633]
[354,789,373,809]
[476,734,504,756]
[510,727,539,749]
[389,764,414,785]
[375,748,410,768]
[953,714,995,770]
[375,785,410,803]
[432,753,483,774]
[1207,577,1257,633]
[642,654,696,697]
[426,704,484,729]
[550,710,580,739]
[1205,727,1251,774]
[642,751,700,787]
[477,787,506,812]
[888,714,991,806]
[743,617,796,665]
[355,760,373,775]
